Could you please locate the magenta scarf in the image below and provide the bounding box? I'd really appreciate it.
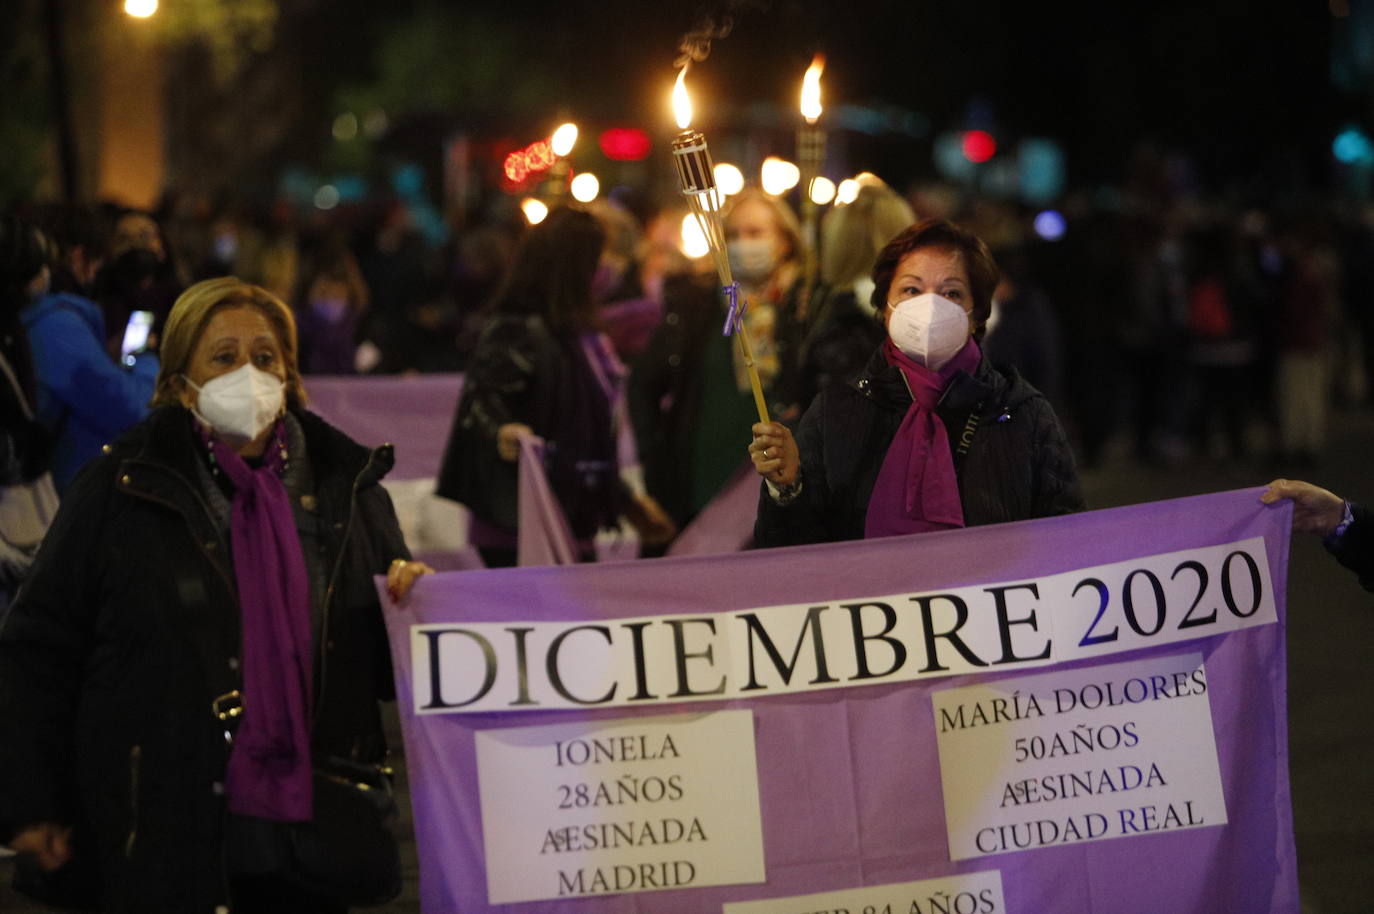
[864,338,982,539]
[208,423,314,822]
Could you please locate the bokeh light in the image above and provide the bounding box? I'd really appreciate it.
[551,123,579,158]
[521,198,549,225]
[714,163,745,196]
[570,172,600,203]
[332,112,358,142]
[760,157,801,196]
[314,185,340,210]
[809,176,837,206]
[680,214,709,259]
[961,130,997,164]
[835,178,860,206]
[1033,210,1067,241]
[124,0,157,17]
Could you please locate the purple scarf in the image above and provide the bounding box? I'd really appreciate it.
[864,338,982,539]
[209,423,314,822]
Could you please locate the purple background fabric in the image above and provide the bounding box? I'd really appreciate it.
[305,373,464,480]
[517,433,577,566]
[382,488,1299,913]
[667,462,758,557]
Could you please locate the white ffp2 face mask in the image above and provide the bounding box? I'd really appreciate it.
[886,292,971,371]
[184,363,285,443]
[727,238,779,285]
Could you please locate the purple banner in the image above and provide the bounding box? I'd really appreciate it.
[306,373,464,480]
[382,488,1298,913]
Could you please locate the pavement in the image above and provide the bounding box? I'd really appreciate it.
[4,408,1372,913]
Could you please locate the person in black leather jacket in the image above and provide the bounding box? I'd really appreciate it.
[0,277,428,913]
[751,218,1084,547]
[436,207,674,566]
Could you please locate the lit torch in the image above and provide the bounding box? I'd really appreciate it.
[797,53,827,297]
[670,67,770,424]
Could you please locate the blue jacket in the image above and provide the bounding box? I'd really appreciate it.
[20,292,158,491]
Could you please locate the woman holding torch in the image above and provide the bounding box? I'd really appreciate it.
[750,217,1084,546]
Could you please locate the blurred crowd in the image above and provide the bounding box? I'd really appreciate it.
[5,174,1374,517]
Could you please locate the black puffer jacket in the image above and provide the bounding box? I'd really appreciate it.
[0,406,407,912]
[756,345,1084,546]
[1327,503,1374,592]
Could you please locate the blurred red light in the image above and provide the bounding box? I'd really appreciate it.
[528,141,555,170]
[961,130,996,163]
[599,127,653,162]
[504,152,528,182]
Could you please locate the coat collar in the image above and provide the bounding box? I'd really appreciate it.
[847,342,1039,418]
[108,407,393,517]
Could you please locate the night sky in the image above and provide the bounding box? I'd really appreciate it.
[433,0,1339,188]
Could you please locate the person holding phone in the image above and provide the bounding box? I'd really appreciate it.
[15,215,158,491]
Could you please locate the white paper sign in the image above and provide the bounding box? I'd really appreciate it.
[933,652,1226,861]
[723,870,1006,914]
[474,710,765,904]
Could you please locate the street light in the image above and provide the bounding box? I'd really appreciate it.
[124,0,158,18]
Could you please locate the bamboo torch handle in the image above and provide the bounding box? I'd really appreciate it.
[734,321,771,424]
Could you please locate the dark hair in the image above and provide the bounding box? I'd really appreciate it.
[0,215,49,405]
[494,207,605,332]
[0,215,49,314]
[869,217,1000,335]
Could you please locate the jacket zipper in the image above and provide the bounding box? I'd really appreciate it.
[312,449,379,729]
[124,744,141,858]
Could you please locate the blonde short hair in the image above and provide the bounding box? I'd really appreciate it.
[820,179,916,288]
[152,276,307,409]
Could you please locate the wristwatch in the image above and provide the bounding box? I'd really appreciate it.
[1324,499,1355,546]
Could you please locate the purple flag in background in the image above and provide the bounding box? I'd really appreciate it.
[668,460,758,557]
[383,488,1299,913]
[517,433,577,567]
[306,373,464,480]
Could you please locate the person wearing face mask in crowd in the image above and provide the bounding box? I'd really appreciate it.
[0,276,430,912]
[292,245,371,375]
[750,218,1084,547]
[90,209,184,359]
[628,190,807,532]
[11,215,160,492]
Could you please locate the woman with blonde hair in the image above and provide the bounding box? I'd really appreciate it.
[0,276,429,912]
[800,176,916,402]
[629,188,810,530]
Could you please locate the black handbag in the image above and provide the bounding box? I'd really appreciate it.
[282,756,403,907]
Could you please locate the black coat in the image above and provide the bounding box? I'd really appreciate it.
[435,312,623,539]
[628,274,809,527]
[756,346,1085,547]
[1327,503,1374,591]
[0,406,407,913]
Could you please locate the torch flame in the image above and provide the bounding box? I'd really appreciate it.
[800,54,825,123]
[673,67,693,130]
